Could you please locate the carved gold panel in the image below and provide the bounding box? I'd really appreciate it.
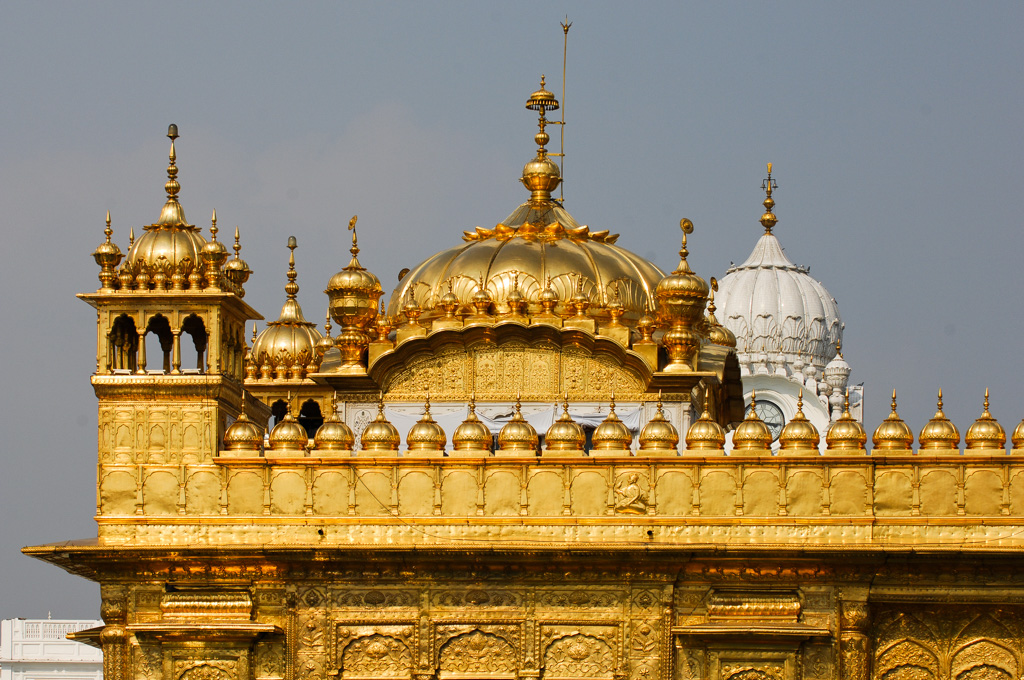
[382,344,645,401]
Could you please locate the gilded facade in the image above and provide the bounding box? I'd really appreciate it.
[25,79,1024,680]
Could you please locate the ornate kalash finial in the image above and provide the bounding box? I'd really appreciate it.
[654,218,710,372]
[93,210,123,290]
[285,236,299,300]
[760,162,778,234]
[157,124,187,226]
[201,209,229,290]
[223,225,253,295]
[348,215,360,262]
[522,76,562,204]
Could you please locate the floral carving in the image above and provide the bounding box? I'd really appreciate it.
[434,589,521,607]
[438,631,516,674]
[544,634,613,678]
[336,590,417,608]
[178,665,234,680]
[341,635,412,678]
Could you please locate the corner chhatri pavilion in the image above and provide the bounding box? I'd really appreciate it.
[25,74,1024,680]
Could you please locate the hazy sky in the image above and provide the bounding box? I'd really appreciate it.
[2,2,1023,619]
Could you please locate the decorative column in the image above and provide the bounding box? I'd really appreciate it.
[136,330,148,374]
[171,329,182,374]
[839,596,871,680]
[99,586,130,680]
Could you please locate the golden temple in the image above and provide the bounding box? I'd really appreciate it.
[24,76,1024,680]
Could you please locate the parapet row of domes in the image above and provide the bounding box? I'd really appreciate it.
[223,388,1024,457]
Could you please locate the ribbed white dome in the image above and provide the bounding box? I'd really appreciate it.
[716,232,842,374]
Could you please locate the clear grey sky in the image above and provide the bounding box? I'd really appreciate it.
[2,2,1022,618]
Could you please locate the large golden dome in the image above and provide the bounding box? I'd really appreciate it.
[387,80,664,326]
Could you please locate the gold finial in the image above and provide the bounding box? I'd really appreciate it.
[233,226,241,257]
[378,391,385,413]
[424,390,431,415]
[165,124,180,200]
[983,387,991,416]
[526,74,559,155]
[210,209,218,240]
[750,390,757,409]
[937,388,944,414]
[469,392,477,414]
[128,227,135,248]
[347,215,359,257]
[835,338,843,358]
[843,388,851,416]
[104,211,112,242]
[760,163,778,234]
[797,387,804,412]
[891,389,898,412]
[285,236,299,300]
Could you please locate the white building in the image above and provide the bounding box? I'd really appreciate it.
[716,165,864,452]
[0,619,103,680]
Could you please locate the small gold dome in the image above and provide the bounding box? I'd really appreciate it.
[268,411,308,452]
[592,397,633,452]
[731,392,772,453]
[360,396,402,452]
[825,391,867,452]
[639,395,680,451]
[545,395,586,452]
[918,389,961,452]
[1012,419,1024,450]
[685,406,726,451]
[705,279,737,348]
[313,395,354,452]
[779,390,820,454]
[92,211,124,289]
[871,390,914,452]
[222,227,252,293]
[127,129,208,289]
[497,396,538,452]
[223,411,262,452]
[251,238,323,379]
[407,396,447,452]
[325,217,383,334]
[452,396,493,451]
[965,389,1006,451]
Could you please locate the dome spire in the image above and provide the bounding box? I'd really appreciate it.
[157,124,187,226]
[521,76,562,204]
[760,162,778,234]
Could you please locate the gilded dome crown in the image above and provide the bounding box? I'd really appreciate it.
[545,395,586,452]
[222,226,253,295]
[918,389,960,452]
[592,397,633,452]
[251,237,323,380]
[313,395,355,453]
[779,390,820,454]
[965,389,1006,451]
[325,216,383,334]
[127,127,208,290]
[453,396,493,452]
[406,396,447,453]
[639,395,680,451]
[685,405,726,452]
[871,390,914,452]
[268,406,308,453]
[223,410,263,453]
[825,391,867,452]
[92,211,124,290]
[731,392,772,453]
[497,396,538,452]
[360,396,401,452]
[387,81,663,328]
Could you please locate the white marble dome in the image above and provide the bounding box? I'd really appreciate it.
[716,231,842,376]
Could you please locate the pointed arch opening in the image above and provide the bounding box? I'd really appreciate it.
[109,314,138,373]
[181,314,208,374]
[144,314,173,373]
